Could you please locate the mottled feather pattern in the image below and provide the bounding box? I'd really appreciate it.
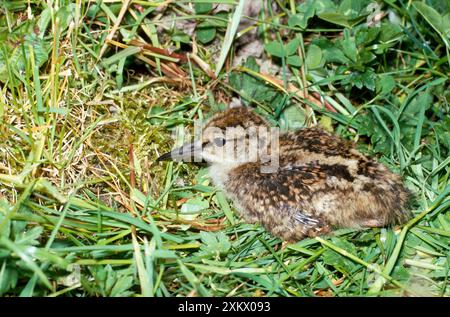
[207,108,410,241]
[160,107,411,242]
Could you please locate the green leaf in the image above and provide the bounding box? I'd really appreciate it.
[279,105,307,132]
[102,46,141,67]
[172,32,190,44]
[2,1,26,11]
[373,22,403,53]
[196,23,216,44]
[338,0,370,17]
[229,57,284,111]
[286,38,300,55]
[412,1,448,40]
[288,13,309,30]
[14,226,43,246]
[56,4,76,34]
[214,0,245,77]
[215,191,235,225]
[110,275,134,297]
[315,38,349,64]
[287,55,303,67]
[288,1,315,29]
[318,12,351,27]
[340,30,358,62]
[361,70,376,91]
[358,50,376,64]
[177,260,211,296]
[310,0,336,13]
[37,7,52,38]
[356,27,380,46]
[198,231,231,258]
[317,12,365,28]
[444,13,450,34]
[322,237,358,273]
[180,197,209,214]
[434,117,450,152]
[264,40,286,58]
[194,2,213,14]
[376,74,396,95]
[0,31,50,85]
[343,70,377,91]
[403,91,432,117]
[379,22,403,43]
[0,236,52,290]
[0,266,18,295]
[305,44,323,69]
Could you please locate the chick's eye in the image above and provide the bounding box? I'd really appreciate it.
[213,138,226,147]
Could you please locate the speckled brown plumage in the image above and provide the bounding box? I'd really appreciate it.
[158,107,411,242]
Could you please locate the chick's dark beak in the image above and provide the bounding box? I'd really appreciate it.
[155,151,173,162]
[156,140,202,162]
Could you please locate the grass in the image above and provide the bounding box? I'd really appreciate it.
[0,0,448,297]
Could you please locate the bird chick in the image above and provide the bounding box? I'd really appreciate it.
[158,107,410,242]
